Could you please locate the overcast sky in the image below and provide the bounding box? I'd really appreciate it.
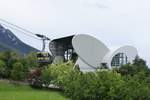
[0,0,150,66]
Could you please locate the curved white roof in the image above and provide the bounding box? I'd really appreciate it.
[102,45,138,68]
[48,33,138,71]
[72,34,110,68]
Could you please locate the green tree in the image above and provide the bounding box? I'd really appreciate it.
[0,51,20,78]
[0,60,6,78]
[62,70,124,100]
[116,75,150,100]
[41,61,75,89]
[42,67,53,87]
[118,56,150,76]
[24,52,38,68]
[11,62,25,81]
[116,56,150,100]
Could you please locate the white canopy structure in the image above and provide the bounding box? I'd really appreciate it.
[49,34,138,72]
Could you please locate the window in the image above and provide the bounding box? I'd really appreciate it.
[111,53,127,67]
[64,49,73,61]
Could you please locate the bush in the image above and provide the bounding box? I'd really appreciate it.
[0,60,6,78]
[0,51,39,80]
[28,68,43,88]
[116,75,150,100]
[11,62,26,81]
[115,57,150,100]
[24,52,38,68]
[41,62,124,100]
[117,57,150,77]
[41,58,150,100]
[64,71,124,100]
[0,51,21,78]
[41,67,53,88]
[41,61,76,89]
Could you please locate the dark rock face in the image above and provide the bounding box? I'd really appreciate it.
[0,24,38,54]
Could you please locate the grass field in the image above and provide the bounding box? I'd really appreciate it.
[0,81,69,100]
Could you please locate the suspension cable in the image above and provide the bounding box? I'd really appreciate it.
[0,18,41,40]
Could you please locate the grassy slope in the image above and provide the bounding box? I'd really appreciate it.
[0,81,69,100]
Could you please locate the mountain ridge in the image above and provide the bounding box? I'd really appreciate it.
[0,24,38,54]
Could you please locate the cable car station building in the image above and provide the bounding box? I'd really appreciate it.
[49,34,138,72]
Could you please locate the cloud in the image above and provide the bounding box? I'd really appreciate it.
[81,0,109,9]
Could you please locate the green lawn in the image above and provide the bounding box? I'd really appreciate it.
[0,81,69,100]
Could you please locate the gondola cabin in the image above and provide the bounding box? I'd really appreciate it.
[36,52,53,64]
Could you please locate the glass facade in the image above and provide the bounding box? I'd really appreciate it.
[111,53,127,67]
[64,49,73,61]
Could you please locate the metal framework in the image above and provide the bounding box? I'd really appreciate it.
[49,35,74,62]
[111,53,128,67]
[35,34,50,52]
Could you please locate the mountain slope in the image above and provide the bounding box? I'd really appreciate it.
[0,44,11,51]
[0,24,38,54]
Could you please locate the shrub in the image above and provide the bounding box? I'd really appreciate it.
[24,52,38,68]
[0,51,21,78]
[28,68,43,88]
[42,63,124,100]
[0,51,39,80]
[11,62,25,81]
[115,57,150,100]
[65,71,124,100]
[41,61,76,89]
[39,58,150,100]
[117,57,150,77]
[116,75,150,100]
[0,60,6,78]
[41,67,53,88]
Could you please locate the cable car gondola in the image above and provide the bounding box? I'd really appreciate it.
[36,52,53,63]
[35,34,53,65]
